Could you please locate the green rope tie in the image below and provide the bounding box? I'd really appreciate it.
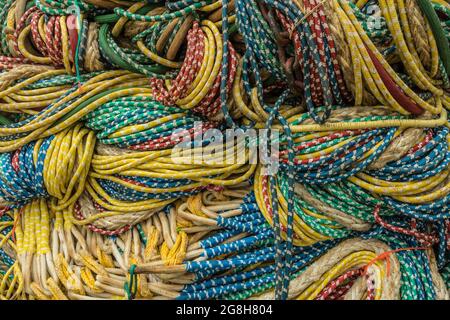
[124,264,138,300]
[73,0,82,86]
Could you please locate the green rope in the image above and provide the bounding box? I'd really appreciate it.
[73,0,82,85]
[417,0,450,76]
[124,264,138,300]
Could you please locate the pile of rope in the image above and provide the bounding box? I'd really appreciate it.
[0,0,449,300]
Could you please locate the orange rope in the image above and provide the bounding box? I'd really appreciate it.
[363,246,429,277]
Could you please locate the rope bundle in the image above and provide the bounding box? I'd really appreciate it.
[0,0,450,300]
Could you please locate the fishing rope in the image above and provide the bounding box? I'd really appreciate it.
[0,0,449,300]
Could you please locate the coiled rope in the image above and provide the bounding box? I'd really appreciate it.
[0,0,449,300]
